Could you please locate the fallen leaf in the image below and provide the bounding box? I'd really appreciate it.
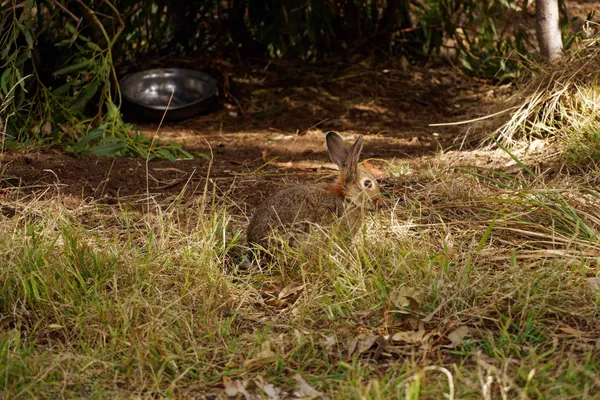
[414,327,442,352]
[319,334,336,349]
[586,277,600,295]
[224,378,251,399]
[264,283,305,308]
[42,120,53,135]
[260,383,280,400]
[442,326,469,349]
[255,376,282,400]
[357,335,377,354]
[391,329,426,344]
[293,374,327,399]
[263,291,285,308]
[421,302,445,323]
[264,300,283,308]
[390,287,426,313]
[57,123,77,138]
[244,340,277,369]
[505,164,522,174]
[278,282,305,300]
[407,317,419,330]
[527,139,546,152]
[347,334,378,357]
[347,336,358,357]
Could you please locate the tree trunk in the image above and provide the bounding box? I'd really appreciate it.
[536,0,563,62]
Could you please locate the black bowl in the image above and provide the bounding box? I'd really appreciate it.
[119,68,218,122]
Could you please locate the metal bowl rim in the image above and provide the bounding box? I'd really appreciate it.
[119,68,217,111]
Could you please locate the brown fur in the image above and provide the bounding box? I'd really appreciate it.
[247,132,382,250]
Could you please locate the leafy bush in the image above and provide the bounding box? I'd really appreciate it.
[1,0,195,159]
[416,0,533,81]
[0,0,574,157]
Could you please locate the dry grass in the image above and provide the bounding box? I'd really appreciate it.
[1,151,599,399]
[462,34,600,167]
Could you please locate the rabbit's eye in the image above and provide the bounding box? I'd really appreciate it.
[362,179,373,189]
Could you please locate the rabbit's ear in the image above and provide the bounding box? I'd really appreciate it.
[326,131,349,168]
[345,135,364,182]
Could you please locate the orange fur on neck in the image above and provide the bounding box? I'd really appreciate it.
[327,169,346,197]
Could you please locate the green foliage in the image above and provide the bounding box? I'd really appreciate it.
[563,124,600,166]
[1,0,193,160]
[0,0,587,156]
[416,0,532,80]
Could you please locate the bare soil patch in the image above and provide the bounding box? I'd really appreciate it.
[1,60,510,209]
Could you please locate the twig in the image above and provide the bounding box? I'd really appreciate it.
[200,139,214,216]
[100,0,125,107]
[429,106,518,127]
[397,366,455,400]
[423,366,455,400]
[372,335,391,360]
[73,0,112,119]
[146,91,174,214]
[474,352,529,400]
[73,0,123,113]
[73,0,110,45]
[46,0,82,29]
[228,92,247,117]
[100,0,125,45]
[331,72,376,82]
[298,118,329,136]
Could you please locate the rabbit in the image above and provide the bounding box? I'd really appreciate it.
[247,131,382,251]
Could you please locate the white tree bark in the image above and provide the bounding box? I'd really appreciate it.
[536,0,563,62]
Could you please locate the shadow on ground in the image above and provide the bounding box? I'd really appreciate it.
[1,59,511,209]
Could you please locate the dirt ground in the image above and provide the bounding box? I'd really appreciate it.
[0,59,512,211]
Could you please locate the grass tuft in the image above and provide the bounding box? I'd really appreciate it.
[0,158,599,397]
[463,34,600,168]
